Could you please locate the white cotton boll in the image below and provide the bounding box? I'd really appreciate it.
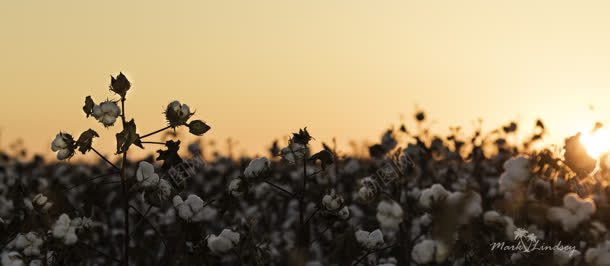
[483,211,502,224]
[419,184,449,209]
[411,240,436,264]
[136,162,160,188]
[358,186,374,201]
[376,200,404,230]
[228,178,244,197]
[158,179,172,198]
[322,190,343,211]
[355,229,384,249]
[56,149,71,160]
[1,251,24,266]
[51,134,67,151]
[499,156,531,193]
[191,206,217,222]
[411,239,450,264]
[554,249,580,265]
[446,191,482,224]
[244,157,270,178]
[547,193,596,232]
[219,229,240,244]
[207,229,239,254]
[185,195,204,212]
[32,194,47,206]
[337,206,350,219]
[281,143,307,164]
[585,241,610,266]
[63,227,78,245]
[29,260,42,266]
[52,214,71,238]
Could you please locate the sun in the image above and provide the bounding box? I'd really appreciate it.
[579,127,610,158]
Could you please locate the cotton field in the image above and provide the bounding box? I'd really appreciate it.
[3,74,610,266]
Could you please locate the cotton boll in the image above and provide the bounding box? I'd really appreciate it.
[228,178,244,197]
[322,189,344,211]
[1,251,24,266]
[136,162,160,188]
[411,240,436,264]
[585,241,610,266]
[483,211,517,239]
[498,156,531,194]
[419,184,449,209]
[207,229,240,254]
[244,157,270,178]
[281,143,307,164]
[376,200,404,230]
[547,193,596,232]
[355,229,384,249]
[52,214,78,245]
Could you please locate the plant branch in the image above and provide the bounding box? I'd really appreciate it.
[80,242,122,264]
[64,171,119,191]
[140,141,166,145]
[91,147,120,170]
[263,180,297,198]
[353,244,396,266]
[129,205,168,249]
[140,126,172,139]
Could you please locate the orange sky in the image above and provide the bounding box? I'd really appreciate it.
[2,1,610,161]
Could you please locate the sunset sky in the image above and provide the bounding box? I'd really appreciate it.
[2,0,610,160]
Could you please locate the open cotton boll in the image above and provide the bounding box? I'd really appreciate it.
[207,229,240,254]
[173,194,217,222]
[355,229,384,249]
[446,191,482,224]
[411,239,450,264]
[547,193,596,232]
[419,184,449,208]
[585,241,610,266]
[376,200,404,230]
[136,162,160,188]
[244,157,270,178]
[483,211,517,239]
[322,189,344,211]
[498,156,531,193]
[91,101,120,127]
[1,251,24,266]
[51,214,78,245]
[281,143,307,164]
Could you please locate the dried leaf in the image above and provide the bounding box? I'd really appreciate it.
[115,119,142,154]
[76,129,99,154]
[83,96,95,117]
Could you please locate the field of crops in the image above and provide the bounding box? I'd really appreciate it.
[2,74,610,266]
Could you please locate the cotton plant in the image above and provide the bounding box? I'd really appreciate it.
[206,229,241,254]
[547,192,596,232]
[172,194,218,222]
[49,73,210,264]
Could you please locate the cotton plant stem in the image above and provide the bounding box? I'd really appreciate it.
[63,171,119,191]
[119,98,130,266]
[263,180,297,198]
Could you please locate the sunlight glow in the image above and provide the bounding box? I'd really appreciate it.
[580,128,610,158]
